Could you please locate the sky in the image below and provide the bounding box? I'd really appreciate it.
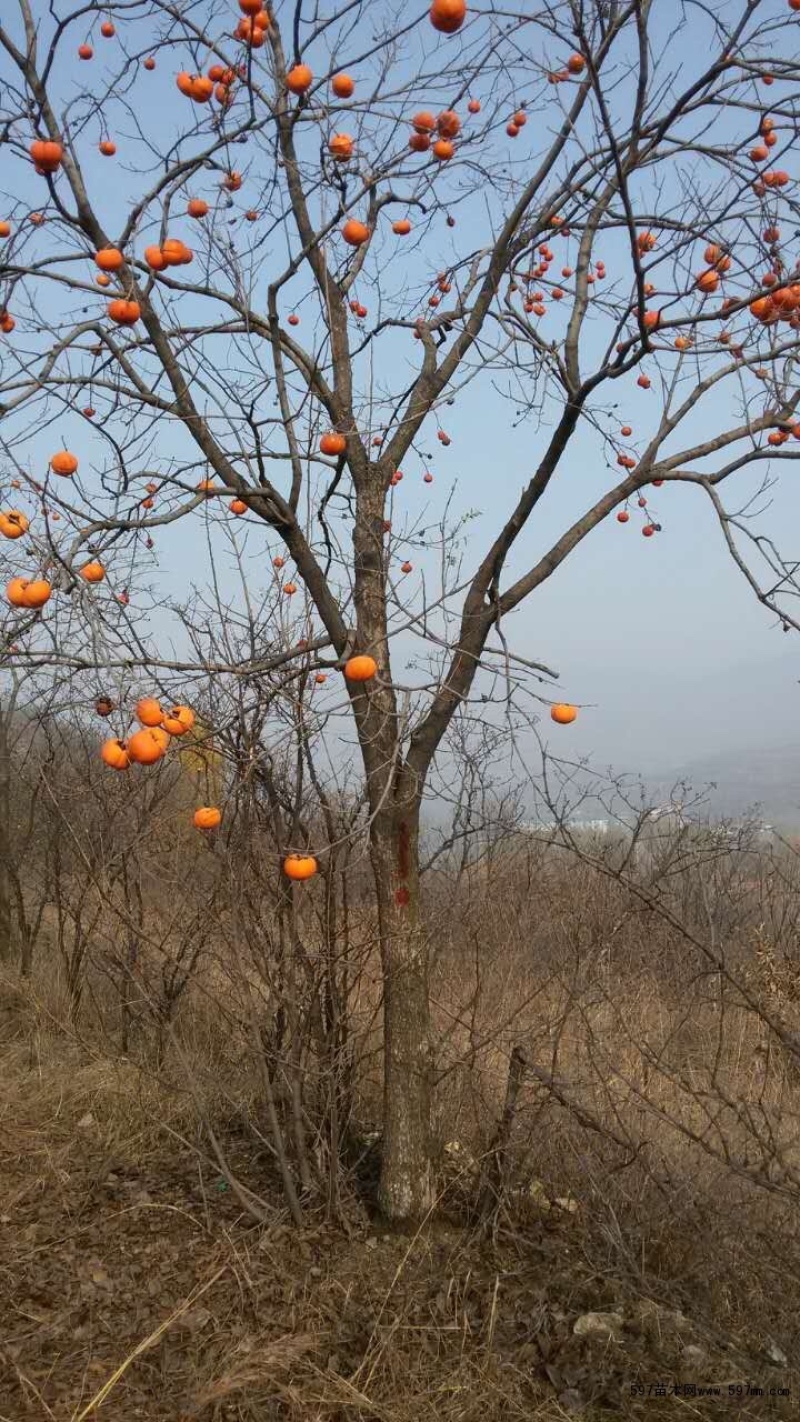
[1,0,798,790]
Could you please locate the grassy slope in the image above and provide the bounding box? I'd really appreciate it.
[1,980,796,1422]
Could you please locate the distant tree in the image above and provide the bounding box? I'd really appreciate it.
[2,0,800,1220]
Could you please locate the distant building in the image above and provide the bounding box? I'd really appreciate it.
[518,810,774,856]
[520,818,610,835]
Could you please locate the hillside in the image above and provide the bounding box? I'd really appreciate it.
[646,741,800,831]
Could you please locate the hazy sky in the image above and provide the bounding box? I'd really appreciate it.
[2,0,798,788]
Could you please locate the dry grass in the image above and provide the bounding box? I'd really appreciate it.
[3,825,800,1417]
[2,924,799,1421]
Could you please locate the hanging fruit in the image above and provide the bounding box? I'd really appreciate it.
[550,704,578,725]
[284,854,319,881]
[429,0,467,33]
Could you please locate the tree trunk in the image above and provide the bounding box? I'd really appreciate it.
[371,808,434,1223]
[0,707,12,965]
[475,1044,529,1221]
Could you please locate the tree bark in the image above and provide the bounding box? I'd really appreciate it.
[371,808,434,1223]
[475,1044,529,1220]
[0,705,12,965]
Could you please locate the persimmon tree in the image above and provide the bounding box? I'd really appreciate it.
[2,0,800,1221]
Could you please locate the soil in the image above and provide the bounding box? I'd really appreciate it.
[0,1031,795,1420]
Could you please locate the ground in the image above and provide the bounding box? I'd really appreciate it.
[0,998,796,1420]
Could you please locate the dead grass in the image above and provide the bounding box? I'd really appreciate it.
[1,962,798,1422]
[2,834,800,1417]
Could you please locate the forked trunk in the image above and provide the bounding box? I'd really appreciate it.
[371,809,434,1223]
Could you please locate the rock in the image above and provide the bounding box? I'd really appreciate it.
[629,1298,658,1335]
[558,1388,586,1414]
[669,1310,694,1335]
[573,1311,624,1342]
[766,1339,788,1367]
[554,1196,579,1214]
[526,1178,551,1211]
[631,1298,695,1340]
[175,1306,212,1334]
[77,1112,95,1129]
[682,1344,708,1366]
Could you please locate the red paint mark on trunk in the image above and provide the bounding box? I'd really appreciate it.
[397,820,410,879]
[395,886,410,907]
